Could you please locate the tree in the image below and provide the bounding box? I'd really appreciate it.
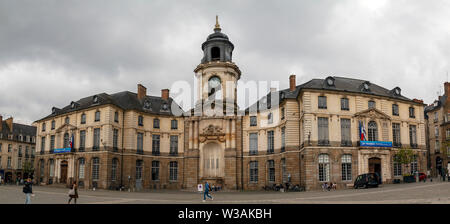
[22,161,34,179]
[394,148,414,175]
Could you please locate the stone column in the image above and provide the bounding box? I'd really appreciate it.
[193,120,198,149]
[225,119,230,149]
[188,120,193,150]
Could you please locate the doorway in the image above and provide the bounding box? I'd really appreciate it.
[60,161,68,184]
[368,157,382,184]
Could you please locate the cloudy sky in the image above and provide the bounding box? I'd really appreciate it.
[1,0,449,125]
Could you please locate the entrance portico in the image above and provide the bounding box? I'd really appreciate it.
[358,149,391,183]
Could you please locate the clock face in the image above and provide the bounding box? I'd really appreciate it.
[208,76,221,89]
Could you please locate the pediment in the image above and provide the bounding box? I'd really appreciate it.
[55,123,77,132]
[354,108,391,120]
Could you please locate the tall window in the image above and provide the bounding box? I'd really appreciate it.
[340,118,351,146]
[341,154,352,181]
[267,131,274,153]
[65,117,70,124]
[92,157,100,181]
[435,140,440,152]
[81,114,86,124]
[409,107,415,118]
[368,100,376,109]
[79,130,86,151]
[49,159,55,177]
[137,133,143,154]
[114,111,119,122]
[50,135,55,151]
[111,158,118,181]
[392,104,399,116]
[435,126,439,137]
[268,113,273,124]
[393,155,402,176]
[42,123,46,132]
[153,118,160,129]
[170,135,178,155]
[318,154,330,182]
[367,121,378,141]
[282,158,287,183]
[78,158,85,179]
[281,127,286,152]
[0,143,2,152]
[95,111,100,122]
[152,161,160,181]
[409,125,417,147]
[341,98,349,110]
[7,157,11,168]
[138,116,143,126]
[113,129,118,151]
[51,120,55,129]
[136,160,143,180]
[93,128,100,150]
[318,117,329,145]
[281,108,285,120]
[152,135,160,155]
[39,159,44,177]
[392,123,401,147]
[18,158,22,169]
[40,137,46,153]
[249,161,258,183]
[268,160,275,182]
[171,120,178,129]
[169,161,178,181]
[249,133,258,155]
[250,116,257,126]
[410,155,418,174]
[63,133,70,148]
[8,144,11,152]
[318,96,327,109]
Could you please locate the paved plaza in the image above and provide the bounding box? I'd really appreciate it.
[1,180,450,204]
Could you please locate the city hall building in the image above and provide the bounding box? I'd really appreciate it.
[33,19,427,191]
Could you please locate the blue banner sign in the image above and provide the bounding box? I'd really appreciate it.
[360,141,392,147]
[54,148,71,153]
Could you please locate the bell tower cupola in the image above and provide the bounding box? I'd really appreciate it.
[201,15,234,63]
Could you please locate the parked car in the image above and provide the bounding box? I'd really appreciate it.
[419,172,427,181]
[354,173,379,189]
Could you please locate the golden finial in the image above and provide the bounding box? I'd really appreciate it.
[214,15,221,32]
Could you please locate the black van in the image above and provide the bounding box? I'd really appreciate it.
[353,173,379,189]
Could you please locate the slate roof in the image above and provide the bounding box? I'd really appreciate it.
[35,91,185,122]
[424,95,447,113]
[1,121,36,137]
[245,76,419,113]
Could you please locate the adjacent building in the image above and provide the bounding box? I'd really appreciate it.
[0,116,37,183]
[425,82,450,177]
[33,18,427,191]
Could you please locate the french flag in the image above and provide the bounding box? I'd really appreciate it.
[69,134,74,149]
[359,121,367,141]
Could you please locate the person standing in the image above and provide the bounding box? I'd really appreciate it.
[202,181,213,202]
[68,181,78,204]
[23,178,33,204]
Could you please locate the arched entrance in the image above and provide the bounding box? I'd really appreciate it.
[60,160,68,184]
[5,172,12,183]
[368,157,382,183]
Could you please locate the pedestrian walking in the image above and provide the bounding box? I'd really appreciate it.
[68,181,78,204]
[202,181,213,202]
[23,178,33,204]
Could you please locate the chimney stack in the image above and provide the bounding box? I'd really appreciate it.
[445,82,450,96]
[413,99,424,104]
[161,89,170,100]
[289,74,296,91]
[5,117,13,132]
[137,84,147,100]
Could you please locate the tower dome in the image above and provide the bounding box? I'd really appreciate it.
[201,16,234,63]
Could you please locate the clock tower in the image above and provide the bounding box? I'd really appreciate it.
[194,16,241,115]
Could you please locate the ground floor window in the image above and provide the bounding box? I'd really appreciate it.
[393,156,402,176]
[49,159,54,177]
[111,158,118,181]
[268,160,275,182]
[318,154,330,182]
[169,161,178,181]
[250,161,258,183]
[152,161,160,181]
[78,158,85,179]
[341,154,352,181]
[136,160,143,180]
[281,158,287,183]
[92,158,100,181]
[410,155,418,174]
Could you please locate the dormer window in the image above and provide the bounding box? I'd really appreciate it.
[93,95,98,104]
[325,76,335,86]
[362,81,371,92]
[52,107,57,114]
[162,103,168,111]
[71,102,76,109]
[143,100,151,110]
[393,87,401,96]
